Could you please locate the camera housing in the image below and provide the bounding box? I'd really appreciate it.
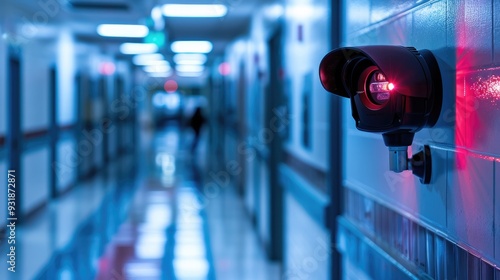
[319,46,442,184]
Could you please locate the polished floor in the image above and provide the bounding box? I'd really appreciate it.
[0,125,280,280]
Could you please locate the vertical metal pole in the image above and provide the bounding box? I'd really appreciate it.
[7,52,22,221]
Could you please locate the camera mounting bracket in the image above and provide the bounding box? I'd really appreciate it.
[388,145,432,184]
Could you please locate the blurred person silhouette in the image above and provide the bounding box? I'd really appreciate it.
[188,106,206,153]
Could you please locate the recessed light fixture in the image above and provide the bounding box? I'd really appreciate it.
[133,54,164,65]
[139,60,170,66]
[176,65,204,73]
[173,54,207,65]
[171,41,213,53]
[144,64,172,73]
[120,43,158,54]
[177,72,204,78]
[97,24,149,38]
[149,71,173,78]
[162,4,227,18]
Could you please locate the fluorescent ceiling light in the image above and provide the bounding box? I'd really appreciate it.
[136,60,170,66]
[120,43,158,54]
[171,41,212,53]
[138,60,170,66]
[162,4,227,17]
[175,59,205,65]
[177,72,204,78]
[174,54,207,65]
[144,64,172,73]
[97,24,149,38]
[133,54,164,65]
[149,71,173,78]
[174,54,207,63]
[176,65,204,73]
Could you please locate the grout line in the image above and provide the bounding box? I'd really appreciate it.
[492,0,495,63]
[348,0,441,37]
[445,149,448,233]
[494,160,496,260]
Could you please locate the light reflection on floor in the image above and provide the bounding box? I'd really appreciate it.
[30,125,215,280]
[4,123,279,280]
[95,125,216,280]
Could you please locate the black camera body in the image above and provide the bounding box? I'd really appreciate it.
[319,45,442,147]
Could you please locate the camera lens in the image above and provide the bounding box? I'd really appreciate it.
[366,70,392,105]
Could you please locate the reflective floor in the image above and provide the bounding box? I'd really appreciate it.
[0,125,279,280]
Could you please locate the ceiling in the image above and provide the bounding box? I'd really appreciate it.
[3,0,260,62]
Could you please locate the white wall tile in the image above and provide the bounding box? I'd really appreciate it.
[369,0,417,23]
[344,131,448,229]
[464,69,500,155]
[447,151,494,258]
[376,14,412,45]
[447,0,493,69]
[412,1,446,50]
[344,0,371,35]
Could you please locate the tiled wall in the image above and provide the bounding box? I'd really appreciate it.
[343,188,499,279]
[342,0,500,274]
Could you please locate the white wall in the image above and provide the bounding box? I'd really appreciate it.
[21,39,52,131]
[56,138,77,192]
[342,0,500,267]
[283,0,331,171]
[22,147,50,215]
[283,193,330,280]
[57,29,76,126]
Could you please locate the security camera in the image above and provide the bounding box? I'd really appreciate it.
[319,46,442,184]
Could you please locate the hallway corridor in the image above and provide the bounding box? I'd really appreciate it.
[4,0,500,278]
[0,125,279,280]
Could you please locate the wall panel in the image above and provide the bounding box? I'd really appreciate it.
[22,147,50,215]
[283,192,330,280]
[22,41,52,131]
[56,137,77,192]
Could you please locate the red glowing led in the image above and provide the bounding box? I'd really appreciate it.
[218,62,231,76]
[164,80,178,93]
[388,83,395,90]
[99,62,115,76]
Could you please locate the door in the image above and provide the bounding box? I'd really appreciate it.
[264,26,285,260]
[7,50,22,220]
